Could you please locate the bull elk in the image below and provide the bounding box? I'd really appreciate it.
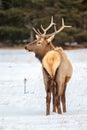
[25,17,73,115]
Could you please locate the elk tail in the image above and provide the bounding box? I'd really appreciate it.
[43,67,58,89]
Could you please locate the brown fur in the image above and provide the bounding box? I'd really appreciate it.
[42,50,61,78]
[42,47,73,115]
[25,33,73,116]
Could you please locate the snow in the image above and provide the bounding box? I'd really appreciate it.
[0,49,87,130]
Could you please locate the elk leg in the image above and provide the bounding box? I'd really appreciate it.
[46,78,51,115]
[53,83,57,112]
[61,85,66,112]
[56,82,62,114]
[46,89,51,115]
[57,96,62,114]
[61,76,70,112]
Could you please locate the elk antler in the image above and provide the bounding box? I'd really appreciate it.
[33,16,55,36]
[41,16,56,35]
[33,27,41,35]
[33,17,72,37]
[52,18,72,36]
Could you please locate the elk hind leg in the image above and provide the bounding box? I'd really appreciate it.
[46,89,51,115]
[57,96,62,114]
[56,83,62,114]
[46,78,51,115]
[53,82,57,112]
[61,85,66,112]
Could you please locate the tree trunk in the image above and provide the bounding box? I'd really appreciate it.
[30,29,34,42]
[83,16,87,30]
[0,0,2,8]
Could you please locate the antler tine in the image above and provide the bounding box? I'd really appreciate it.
[41,16,56,35]
[54,24,57,32]
[37,29,42,35]
[62,18,64,27]
[52,18,72,35]
[33,27,41,35]
[62,18,72,28]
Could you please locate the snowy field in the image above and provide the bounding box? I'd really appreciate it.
[0,48,87,130]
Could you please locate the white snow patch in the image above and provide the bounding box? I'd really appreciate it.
[0,49,87,130]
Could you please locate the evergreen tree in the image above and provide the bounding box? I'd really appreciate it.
[0,0,87,46]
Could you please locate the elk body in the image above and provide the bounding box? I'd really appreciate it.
[42,47,73,115]
[25,17,73,115]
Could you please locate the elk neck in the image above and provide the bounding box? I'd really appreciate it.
[35,42,55,63]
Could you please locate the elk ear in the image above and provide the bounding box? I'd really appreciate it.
[47,35,55,43]
[36,35,39,39]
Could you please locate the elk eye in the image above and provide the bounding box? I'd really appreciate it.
[37,42,41,44]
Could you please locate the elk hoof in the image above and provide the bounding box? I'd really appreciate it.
[46,111,50,115]
[53,108,56,112]
[57,107,62,114]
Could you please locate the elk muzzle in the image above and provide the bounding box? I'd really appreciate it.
[25,45,31,51]
[25,45,27,50]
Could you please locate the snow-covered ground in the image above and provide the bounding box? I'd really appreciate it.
[0,49,87,130]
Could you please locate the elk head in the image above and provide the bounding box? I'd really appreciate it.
[25,17,71,62]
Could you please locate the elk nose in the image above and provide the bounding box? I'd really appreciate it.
[25,45,27,50]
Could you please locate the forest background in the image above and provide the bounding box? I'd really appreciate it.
[0,0,87,47]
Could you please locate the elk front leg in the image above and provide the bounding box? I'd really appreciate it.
[61,85,66,112]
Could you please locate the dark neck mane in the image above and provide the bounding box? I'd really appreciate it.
[35,54,43,62]
[35,42,55,63]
